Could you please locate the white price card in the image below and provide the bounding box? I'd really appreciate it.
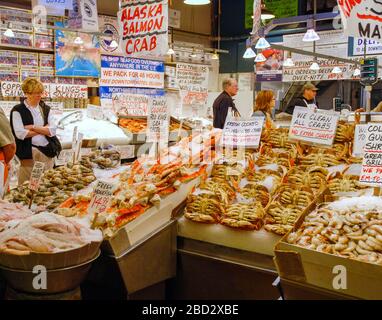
[353,124,368,158]
[359,123,382,187]
[74,133,84,163]
[29,161,45,191]
[289,107,339,146]
[116,145,135,159]
[88,180,115,215]
[55,150,75,166]
[87,105,105,120]
[221,117,264,148]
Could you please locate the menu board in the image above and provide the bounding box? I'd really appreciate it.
[359,123,382,187]
[19,52,39,68]
[0,50,18,68]
[221,117,265,148]
[289,107,339,146]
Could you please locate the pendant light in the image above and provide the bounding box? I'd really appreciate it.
[3,23,14,38]
[255,37,270,49]
[283,58,295,67]
[303,29,320,42]
[190,48,197,58]
[243,47,256,59]
[353,68,361,77]
[211,51,219,60]
[255,52,266,63]
[74,33,84,45]
[260,1,275,20]
[310,60,320,71]
[331,66,342,74]
[110,40,119,49]
[184,0,210,5]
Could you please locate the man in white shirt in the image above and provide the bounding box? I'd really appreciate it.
[10,78,57,185]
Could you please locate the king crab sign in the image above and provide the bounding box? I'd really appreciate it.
[338,0,382,40]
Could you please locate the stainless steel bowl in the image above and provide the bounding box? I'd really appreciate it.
[0,250,100,295]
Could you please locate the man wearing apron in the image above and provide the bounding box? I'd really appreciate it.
[286,82,319,114]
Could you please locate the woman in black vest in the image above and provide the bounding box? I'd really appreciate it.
[10,78,60,185]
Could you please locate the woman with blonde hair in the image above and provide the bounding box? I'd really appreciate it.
[10,78,61,185]
[253,90,276,128]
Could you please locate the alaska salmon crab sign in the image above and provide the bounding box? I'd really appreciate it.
[118,0,168,57]
[338,0,382,41]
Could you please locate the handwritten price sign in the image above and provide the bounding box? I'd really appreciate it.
[222,117,264,148]
[353,124,368,158]
[29,161,45,191]
[89,181,115,228]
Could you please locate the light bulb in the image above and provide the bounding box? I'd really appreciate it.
[167,47,175,55]
[211,52,219,60]
[310,62,320,70]
[303,29,320,42]
[255,37,270,49]
[254,53,266,63]
[331,66,342,74]
[243,47,256,59]
[283,58,295,67]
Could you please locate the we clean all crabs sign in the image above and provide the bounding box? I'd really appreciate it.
[338,0,382,41]
[289,107,339,146]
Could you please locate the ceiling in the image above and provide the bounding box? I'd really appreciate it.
[1,0,120,16]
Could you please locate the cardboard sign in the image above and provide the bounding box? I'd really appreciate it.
[147,96,169,143]
[338,0,382,42]
[50,84,88,99]
[1,82,23,97]
[88,180,115,215]
[359,123,382,186]
[289,107,339,146]
[353,124,368,158]
[117,0,168,57]
[29,161,45,191]
[222,117,265,148]
[112,93,149,116]
[55,149,75,166]
[116,145,135,159]
[100,55,165,88]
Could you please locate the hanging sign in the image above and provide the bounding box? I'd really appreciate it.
[147,96,169,143]
[99,15,122,54]
[349,37,382,56]
[100,55,164,88]
[221,117,264,148]
[359,123,382,186]
[68,0,99,32]
[29,161,45,191]
[256,47,284,82]
[289,106,339,146]
[169,9,181,29]
[117,0,168,57]
[32,0,72,16]
[338,0,382,42]
[353,124,368,158]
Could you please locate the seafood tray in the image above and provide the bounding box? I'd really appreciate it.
[274,193,382,300]
[81,148,121,169]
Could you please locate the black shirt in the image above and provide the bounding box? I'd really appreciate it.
[212,91,238,129]
[286,96,318,115]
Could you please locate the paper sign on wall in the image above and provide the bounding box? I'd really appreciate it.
[222,117,264,148]
[117,0,168,57]
[289,106,339,146]
[359,124,382,186]
[353,124,368,158]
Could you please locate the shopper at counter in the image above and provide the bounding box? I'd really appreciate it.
[213,78,241,129]
[252,90,276,128]
[10,78,61,185]
[0,107,16,188]
[286,82,319,114]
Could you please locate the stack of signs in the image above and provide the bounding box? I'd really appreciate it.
[117,0,168,58]
[359,124,382,186]
[146,96,169,143]
[289,106,339,146]
[221,117,264,148]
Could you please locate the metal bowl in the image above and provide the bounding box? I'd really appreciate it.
[0,250,100,295]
